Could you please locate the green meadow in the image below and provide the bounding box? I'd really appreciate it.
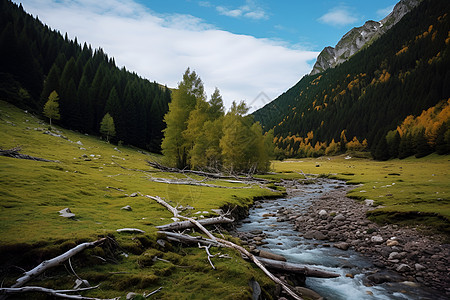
[1,99,449,299]
[273,155,450,235]
[0,100,278,299]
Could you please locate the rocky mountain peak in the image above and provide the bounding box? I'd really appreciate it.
[310,0,421,75]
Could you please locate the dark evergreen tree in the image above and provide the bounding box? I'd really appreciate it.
[398,134,415,159]
[414,128,433,158]
[40,63,61,106]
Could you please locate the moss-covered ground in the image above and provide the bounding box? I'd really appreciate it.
[0,100,280,299]
[272,155,450,235]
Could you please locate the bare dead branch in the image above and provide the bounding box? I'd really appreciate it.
[0,285,118,300]
[156,216,234,231]
[11,238,106,288]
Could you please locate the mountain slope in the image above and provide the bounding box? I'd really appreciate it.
[253,0,450,159]
[0,0,171,152]
[310,0,421,75]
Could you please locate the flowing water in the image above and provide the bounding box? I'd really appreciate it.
[236,179,444,300]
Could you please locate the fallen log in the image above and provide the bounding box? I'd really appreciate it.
[156,216,234,231]
[0,286,118,300]
[11,238,106,288]
[0,147,59,162]
[256,257,340,278]
[158,231,221,247]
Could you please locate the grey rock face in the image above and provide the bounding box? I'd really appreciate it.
[310,0,421,75]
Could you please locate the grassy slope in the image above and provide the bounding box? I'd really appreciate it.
[0,100,281,299]
[273,155,450,234]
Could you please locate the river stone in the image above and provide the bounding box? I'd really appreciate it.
[334,242,350,250]
[386,239,399,247]
[366,270,405,284]
[334,213,346,221]
[371,235,384,244]
[388,252,401,260]
[318,209,327,216]
[415,263,426,271]
[249,278,261,300]
[294,287,323,300]
[396,264,411,273]
[262,213,275,217]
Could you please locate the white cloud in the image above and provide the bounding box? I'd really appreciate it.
[16,0,318,111]
[377,5,395,19]
[216,0,268,20]
[318,6,359,27]
[198,1,212,8]
[217,6,244,18]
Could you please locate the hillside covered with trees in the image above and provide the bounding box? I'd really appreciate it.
[0,0,170,152]
[253,0,450,160]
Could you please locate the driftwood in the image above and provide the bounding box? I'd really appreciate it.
[146,160,269,183]
[158,231,221,247]
[0,286,118,299]
[150,195,303,300]
[0,147,59,162]
[11,238,106,288]
[156,216,234,231]
[256,257,339,278]
[146,195,216,241]
[198,243,217,270]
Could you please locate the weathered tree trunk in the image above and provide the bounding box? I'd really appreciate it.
[11,238,106,288]
[157,231,221,247]
[156,216,234,231]
[256,257,340,278]
[0,286,117,300]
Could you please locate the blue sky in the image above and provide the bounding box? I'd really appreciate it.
[16,0,398,111]
[137,0,397,50]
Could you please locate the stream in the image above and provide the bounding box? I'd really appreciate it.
[235,179,443,300]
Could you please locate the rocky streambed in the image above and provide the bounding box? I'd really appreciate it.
[233,179,449,299]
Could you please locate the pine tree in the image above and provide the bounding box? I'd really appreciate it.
[435,122,450,154]
[208,87,225,119]
[374,135,390,161]
[40,63,61,106]
[339,129,348,153]
[100,113,116,143]
[43,90,60,128]
[414,128,433,158]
